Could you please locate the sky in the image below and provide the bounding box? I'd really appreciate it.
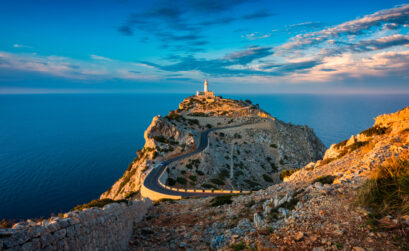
[0,0,409,94]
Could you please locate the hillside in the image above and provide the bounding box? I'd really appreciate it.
[101,95,325,200]
[129,106,409,250]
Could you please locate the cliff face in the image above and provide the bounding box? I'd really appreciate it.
[129,107,409,250]
[101,95,325,199]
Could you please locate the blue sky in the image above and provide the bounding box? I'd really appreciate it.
[1,0,409,94]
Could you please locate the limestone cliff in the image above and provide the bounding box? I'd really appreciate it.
[129,106,409,250]
[101,95,325,199]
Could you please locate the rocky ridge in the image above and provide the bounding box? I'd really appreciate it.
[101,95,325,200]
[128,106,409,250]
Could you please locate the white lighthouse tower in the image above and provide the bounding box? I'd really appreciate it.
[196,79,214,98]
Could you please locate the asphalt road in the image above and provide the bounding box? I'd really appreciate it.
[142,122,252,197]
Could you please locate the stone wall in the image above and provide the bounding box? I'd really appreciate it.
[0,199,152,251]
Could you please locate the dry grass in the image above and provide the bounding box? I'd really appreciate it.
[356,153,409,216]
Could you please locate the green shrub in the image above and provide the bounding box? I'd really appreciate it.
[196,170,204,175]
[218,169,230,180]
[280,169,297,180]
[209,195,233,207]
[360,126,388,137]
[262,174,274,182]
[313,175,336,184]
[73,198,127,211]
[279,159,285,165]
[189,175,197,182]
[210,178,225,186]
[176,177,187,185]
[231,242,247,251]
[153,135,169,143]
[270,143,277,148]
[235,170,244,176]
[167,178,176,186]
[356,156,409,216]
[202,183,216,189]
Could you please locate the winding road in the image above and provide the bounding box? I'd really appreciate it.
[142,122,254,198]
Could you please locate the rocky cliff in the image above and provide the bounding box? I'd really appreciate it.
[101,95,326,200]
[128,106,409,250]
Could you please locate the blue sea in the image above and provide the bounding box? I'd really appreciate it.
[1,93,408,220]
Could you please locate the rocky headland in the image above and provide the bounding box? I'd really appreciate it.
[101,95,326,200]
[128,106,409,250]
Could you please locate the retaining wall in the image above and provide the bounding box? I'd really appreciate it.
[0,199,152,251]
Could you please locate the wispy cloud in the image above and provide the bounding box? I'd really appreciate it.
[0,51,158,81]
[13,44,32,49]
[90,54,112,61]
[279,4,409,51]
[243,32,271,40]
[117,0,272,52]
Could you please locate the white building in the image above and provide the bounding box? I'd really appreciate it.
[196,79,215,98]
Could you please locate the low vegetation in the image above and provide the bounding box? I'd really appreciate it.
[73,198,127,211]
[209,195,233,207]
[313,175,336,185]
[356,155,409,216]
[280,169,298,180]
[1,219,11,229]
[360,125,388,137]
[262,174,274,182]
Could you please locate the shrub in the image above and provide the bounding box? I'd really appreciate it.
[280,169,297,180]
[218,169,230,180]
[124,191,139,199]
[235,170,244,176]
[196,170,204,175]
[280,159,285,165]
[202,183,216,189]
[209,195,233,207]
[313,175,336,185]
[270,143,277,148]
[206,124,212,128]
[189,175,197,182]
[319,157,337,166]
[262,174,274,182]
[176,177,187,185]
[334,139,348,149]
[231,242,247,251]
[73,198,127,211]
[153,135,169,144]
[360,125,388,137]
[356,155,409,216]
[167,178,176,186]
[210,178,225,186]
[1,219,11,229]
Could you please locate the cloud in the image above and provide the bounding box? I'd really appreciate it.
[139,46,327,77]
[279,4,409,51]
[90,54,112,61]
[243,32,271,40]
[117,0,272,52]
[0,51,158,81]
[13,44,32,49]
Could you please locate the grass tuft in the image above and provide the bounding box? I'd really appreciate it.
[356,155,409,216]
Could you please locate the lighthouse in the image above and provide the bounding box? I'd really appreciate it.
[196,79,215,98]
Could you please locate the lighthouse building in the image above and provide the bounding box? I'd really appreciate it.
[196,80,215,98]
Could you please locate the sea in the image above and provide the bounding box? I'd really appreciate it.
[1,93,408,220]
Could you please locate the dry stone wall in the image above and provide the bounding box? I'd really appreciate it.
[0,199,152,251]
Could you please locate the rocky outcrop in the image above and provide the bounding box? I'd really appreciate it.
[128,106,409,250]
[0,199,152,251]
[101,95,326,199]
